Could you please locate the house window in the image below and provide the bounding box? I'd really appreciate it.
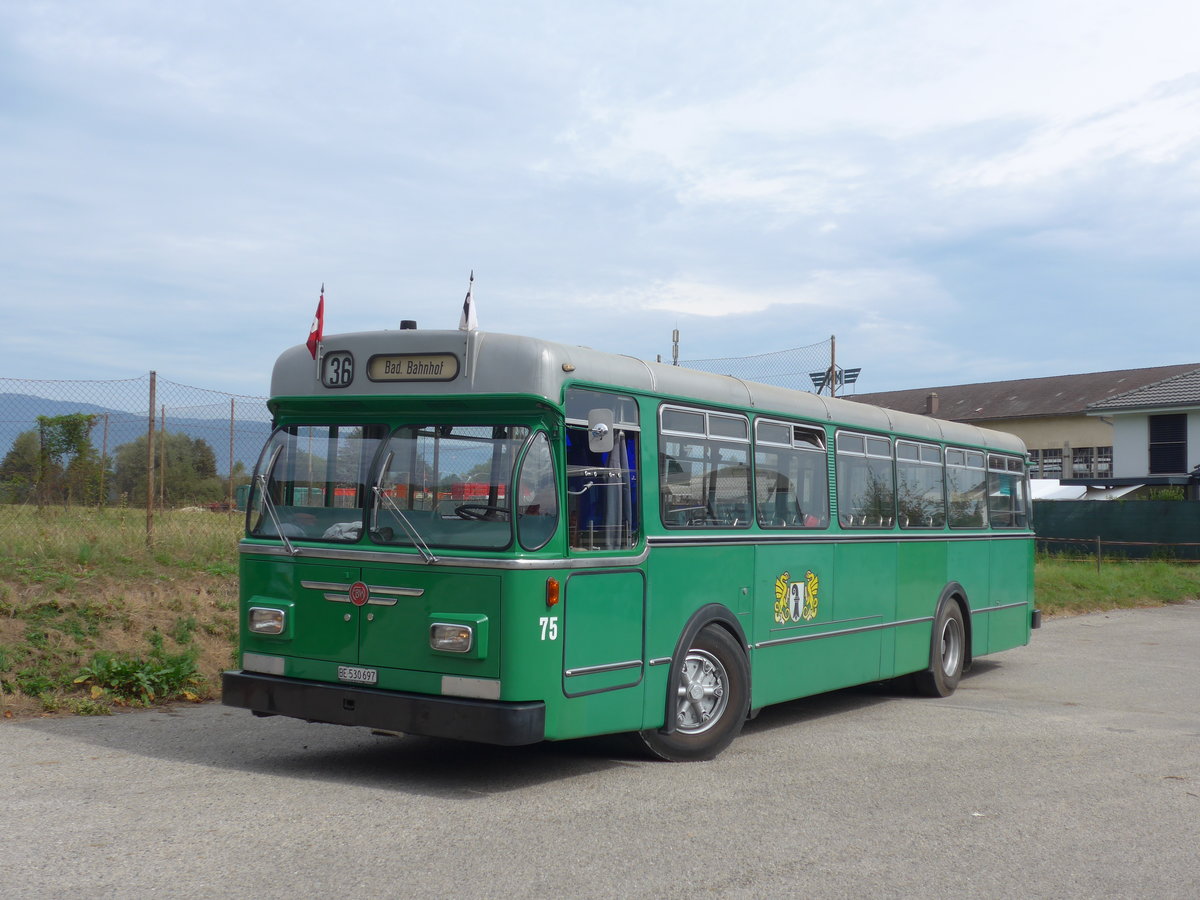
[1036,448,1062,478]
[1072,447,1093,478]
[1149,414,1187,474]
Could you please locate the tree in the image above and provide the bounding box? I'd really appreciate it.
[111,432,225,506]
[0,430,40,504]
[0,414,104,508]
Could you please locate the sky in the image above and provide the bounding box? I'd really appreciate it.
[2,0,1199,399]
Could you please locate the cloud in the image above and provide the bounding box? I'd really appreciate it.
[3,0,1199,398]
[550,0,1200,229]
[598,267,952,319]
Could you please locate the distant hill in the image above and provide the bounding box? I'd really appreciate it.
[0,393,272,474]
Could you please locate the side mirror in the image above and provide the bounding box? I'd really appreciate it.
[587,409,615,453]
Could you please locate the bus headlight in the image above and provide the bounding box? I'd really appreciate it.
[249,607,286,635]
[430,622,474,653]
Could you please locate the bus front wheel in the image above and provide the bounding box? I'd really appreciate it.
[638,625,749,762]
[914,600,965,697]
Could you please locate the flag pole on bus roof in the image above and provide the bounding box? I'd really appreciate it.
[307,284,325,363]
[459,270,478,331]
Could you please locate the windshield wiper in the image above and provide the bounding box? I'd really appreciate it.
[254,446,299,556]
[372,453,438,564]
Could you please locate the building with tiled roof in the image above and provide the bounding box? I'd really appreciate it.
[1088,368,1200,412]
[1085,368,1200,485]
[847,363,1200,481]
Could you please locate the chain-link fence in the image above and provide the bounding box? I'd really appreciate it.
[3,340,848,545]
[0,373,269,544]
[681,337,850,395]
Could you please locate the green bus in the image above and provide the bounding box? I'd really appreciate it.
[222,327,1038,760]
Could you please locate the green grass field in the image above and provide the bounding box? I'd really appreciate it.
[0,507,241,718]
[1034,554,1200,615]
[2,508,1198,718]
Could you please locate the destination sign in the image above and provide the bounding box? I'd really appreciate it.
[367,353,460,382]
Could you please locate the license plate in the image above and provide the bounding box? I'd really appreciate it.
[337,665,378,685]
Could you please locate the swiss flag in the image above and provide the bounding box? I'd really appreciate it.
[306,287,324,359]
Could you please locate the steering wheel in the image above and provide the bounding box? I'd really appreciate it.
[454,504,511,520]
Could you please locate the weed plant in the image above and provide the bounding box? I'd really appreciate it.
[75,637,203,705]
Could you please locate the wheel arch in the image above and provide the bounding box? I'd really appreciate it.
[656,603,749,736]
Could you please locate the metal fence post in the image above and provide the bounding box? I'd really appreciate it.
[146,371,156,547]
[229,398,236,511]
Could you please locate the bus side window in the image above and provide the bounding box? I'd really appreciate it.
[754,419,829,529]
[947,449,988,528]
[897,441,945,529]
[987,455,1028,529]
[565,425,640,551]
[659,406,752,529]
[835,431,896,529]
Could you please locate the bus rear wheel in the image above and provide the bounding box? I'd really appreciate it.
[638,625,749,762]
[914,600,965,697]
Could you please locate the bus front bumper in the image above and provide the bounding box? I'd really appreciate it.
[221,671,546,746]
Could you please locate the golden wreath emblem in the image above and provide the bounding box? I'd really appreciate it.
[774,570,820,623]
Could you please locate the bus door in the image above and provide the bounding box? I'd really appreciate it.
[561,393,646,703]
[562,570,646,696]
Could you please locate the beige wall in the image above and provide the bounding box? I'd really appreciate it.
[969,415,1113,452]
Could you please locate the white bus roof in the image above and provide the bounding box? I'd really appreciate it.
[273,329,1026,455]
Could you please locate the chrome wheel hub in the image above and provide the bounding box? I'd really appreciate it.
[940,617,963,676]
[675,648,729,735]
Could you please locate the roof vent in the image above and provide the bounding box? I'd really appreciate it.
[400,320,417,330]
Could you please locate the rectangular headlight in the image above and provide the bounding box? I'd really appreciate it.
[249,607,286,635]
[430,622,474,653]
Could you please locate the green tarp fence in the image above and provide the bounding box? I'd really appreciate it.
[1033,500,1200,560]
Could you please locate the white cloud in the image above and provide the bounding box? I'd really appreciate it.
[568,266,953,320]
[3,0,1199,396]
[552,0,1200,219]
[954,78,1200,189]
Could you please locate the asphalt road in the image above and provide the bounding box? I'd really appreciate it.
[6,601,1199,899]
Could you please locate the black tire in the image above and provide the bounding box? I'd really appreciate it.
[914,600,966,697]
[637,625,750,762]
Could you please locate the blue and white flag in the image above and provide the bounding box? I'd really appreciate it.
[458,271,478,331]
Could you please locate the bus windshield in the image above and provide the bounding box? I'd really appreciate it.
[371,423,531,551]
[249,424,386,542]
[249,422,537,551]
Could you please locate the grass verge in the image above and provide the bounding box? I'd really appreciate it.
[3,508,1199,719]
[1035,554,1200,616]
[1,508,239,719]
